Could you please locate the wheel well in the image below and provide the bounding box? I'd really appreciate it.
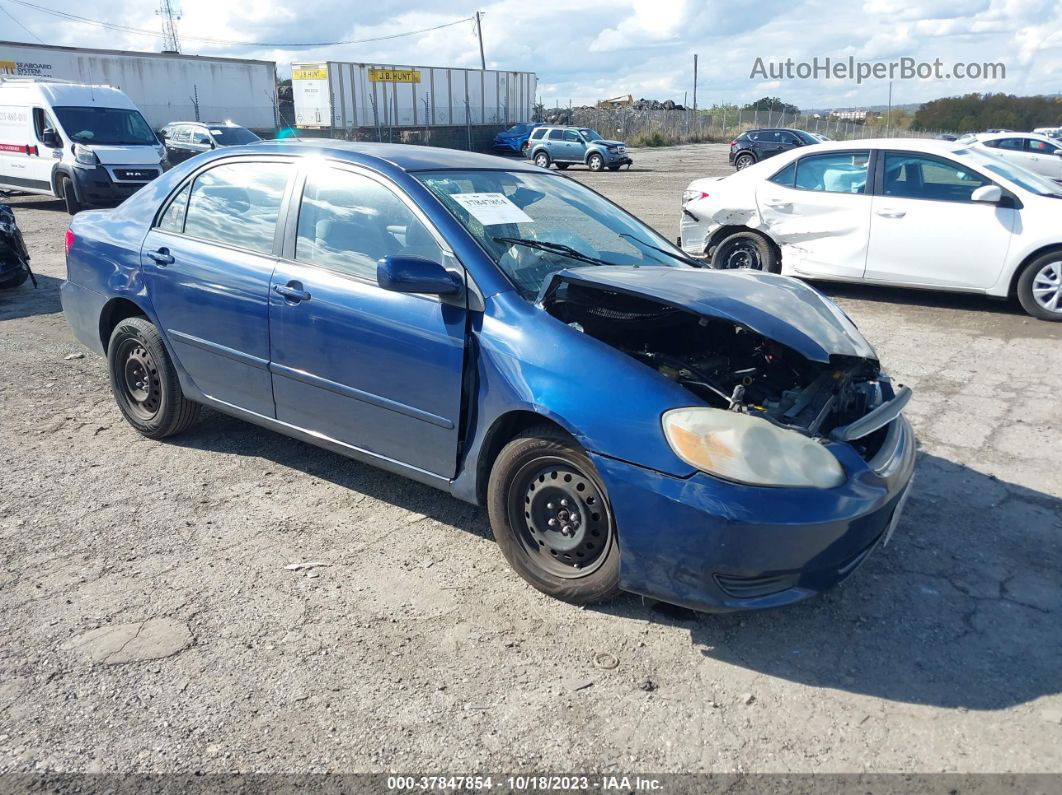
[705,224,780,263]
[474,411,569,504]
[99,298,148,351]
[1008,244,1062,298]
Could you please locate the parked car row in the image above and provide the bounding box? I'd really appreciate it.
[680,137,1062,320]
[0,76,263,214]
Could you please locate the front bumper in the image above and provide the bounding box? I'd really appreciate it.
[71,165,157,208]
[590,416,917,613]
[492,140,526,153]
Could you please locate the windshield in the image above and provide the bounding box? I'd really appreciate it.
[53,106,157,146]
[415,169,684,297]
[579,128,604,141]
[958,148,1062,197]
[209,126,260,145]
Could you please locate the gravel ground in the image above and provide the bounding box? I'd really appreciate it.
[1,143,1060,776]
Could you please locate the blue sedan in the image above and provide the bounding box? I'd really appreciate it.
[60,140,915,612]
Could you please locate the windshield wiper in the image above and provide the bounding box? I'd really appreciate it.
[618,232,706,267]
[492,236,618,268]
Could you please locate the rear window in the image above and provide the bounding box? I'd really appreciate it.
[180,161,291,254]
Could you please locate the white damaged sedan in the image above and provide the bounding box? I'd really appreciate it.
[679,138,1062,320]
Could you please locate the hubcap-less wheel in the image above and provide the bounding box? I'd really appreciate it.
[117,338,162,421]
[1031,260,1062,314]
[508,457,612,578]
[736,155,754,170]
[535,153,550,168]
[723,240,762,270]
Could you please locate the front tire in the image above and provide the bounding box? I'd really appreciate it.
[587,153,604,171]
[487,425,620,605]
[734,153,755,170]
[60,176,81,215]
[107,317,201,438]
[711,231,778,272]
[533,151,551,169]
[1017,254,1062,321]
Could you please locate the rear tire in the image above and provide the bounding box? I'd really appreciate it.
[734,153,755,170]
[533,151,551,169]
[711,231,778,273]
[1016,253,1062,321]
[107,316,201,438]
[61,176,81,215]
[487,425,620,605]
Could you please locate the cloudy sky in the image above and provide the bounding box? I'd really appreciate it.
[2,0,1060,109]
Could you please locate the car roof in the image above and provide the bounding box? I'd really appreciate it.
[970,131,1058,143]
[796,137,976,155]
[253,139,542,172]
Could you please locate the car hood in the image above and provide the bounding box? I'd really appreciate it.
[540,266,877,364]
[594,139,625,147]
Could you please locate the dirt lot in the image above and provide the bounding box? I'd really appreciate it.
[1,143,1060,775]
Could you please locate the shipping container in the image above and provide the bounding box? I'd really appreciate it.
[0,41,277,132]
[292,61,536,131]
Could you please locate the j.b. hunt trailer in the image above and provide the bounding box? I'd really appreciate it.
[292,61,537,133]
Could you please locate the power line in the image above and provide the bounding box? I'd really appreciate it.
[0,3,44,43]
[3,0,475,49]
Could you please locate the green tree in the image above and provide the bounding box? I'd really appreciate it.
[743,97,800,115]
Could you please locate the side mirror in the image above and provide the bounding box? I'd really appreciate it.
[41,130,60,148]
[209,141,217,149]
[971,185,1003,203]
[377,255,461,296]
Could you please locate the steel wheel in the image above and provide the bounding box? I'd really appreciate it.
[1031,261,1062,314]
[116,337,162,422]
[722,239,761,269]
[506,456,613,579]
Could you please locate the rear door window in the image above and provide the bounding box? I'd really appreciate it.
[182,161,291,254]
[793,151,870,193]
[547,129,564,140]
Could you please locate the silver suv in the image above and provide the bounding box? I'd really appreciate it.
[526,126,632,172]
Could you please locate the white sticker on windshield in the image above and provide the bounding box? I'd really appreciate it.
[209,129,224,134]
[451,192,532,226]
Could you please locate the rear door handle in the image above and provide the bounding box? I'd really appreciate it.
[874,208,906,218]
[274,282,311,302]
[147,247,175,265]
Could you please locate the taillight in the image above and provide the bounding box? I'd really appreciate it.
[64,229,75,256]
[682,190,710,205]
[729,140,737,146]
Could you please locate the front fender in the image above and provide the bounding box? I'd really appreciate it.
[449,291,699,503]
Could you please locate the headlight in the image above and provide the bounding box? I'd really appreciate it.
[72,144,99,167]
[662,407,846,489]
[155,143,166,159]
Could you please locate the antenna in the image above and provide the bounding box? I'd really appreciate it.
[156,0,182,53]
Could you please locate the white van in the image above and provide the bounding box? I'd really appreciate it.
[0,77,166,214]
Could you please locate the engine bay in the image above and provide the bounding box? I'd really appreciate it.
[544,283,888,449]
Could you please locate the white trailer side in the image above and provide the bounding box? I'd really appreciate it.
[0,41,276,131]
[292,61,536,131]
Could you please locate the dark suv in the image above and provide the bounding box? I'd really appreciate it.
[159,121,261,165]
[729,128,819,170]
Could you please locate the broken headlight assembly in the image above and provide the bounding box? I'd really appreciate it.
[662,407,846,489]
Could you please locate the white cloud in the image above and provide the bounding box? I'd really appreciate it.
[2,0,1059,109]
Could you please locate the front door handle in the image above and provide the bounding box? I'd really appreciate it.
[274,282,311,302]
[147,248,175,265]
[874,208,907,218]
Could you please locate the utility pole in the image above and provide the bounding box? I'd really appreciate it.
[692,53,698,114]
[157,0,181,53]
[475,12,486,70]
[886,80,893,137]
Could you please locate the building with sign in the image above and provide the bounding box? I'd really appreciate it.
[0,41,276,132]
[291,61,537,138]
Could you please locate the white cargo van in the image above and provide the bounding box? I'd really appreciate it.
[0,77,166,214]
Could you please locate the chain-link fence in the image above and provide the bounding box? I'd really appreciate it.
[544,107,953,145]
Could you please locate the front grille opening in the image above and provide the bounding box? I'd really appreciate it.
[714,572,800,599]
